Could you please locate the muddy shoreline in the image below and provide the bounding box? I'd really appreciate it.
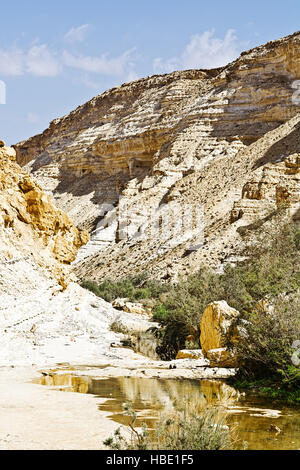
[0,345,235,450]
[0,365,122,450]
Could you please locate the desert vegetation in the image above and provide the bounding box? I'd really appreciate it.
[103,402,234,450]
[82,218,300,396]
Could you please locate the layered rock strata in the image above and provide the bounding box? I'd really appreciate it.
[14,31,300,281]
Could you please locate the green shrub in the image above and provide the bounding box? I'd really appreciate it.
[152,221,300,358]
[80,280,101,296]
[236,292,300,386]
[103,402,234,450]
[82,221,300,365]
[81,273,169,303]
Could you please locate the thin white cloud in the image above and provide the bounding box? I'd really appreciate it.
[63,48,136,76]
[153,29,240,73]
[64,24,90,43]
[0,44,60,77]
[0,47,24,76]
[182,29,239,68]
[0,42,137,81]
[26,45,61,77]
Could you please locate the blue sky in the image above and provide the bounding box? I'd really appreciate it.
[0,0,299,145]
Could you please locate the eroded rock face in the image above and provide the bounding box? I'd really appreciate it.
[0,146,89,286]
[200,301,240,358]
[13,31,300,281]
[231,153,300,224]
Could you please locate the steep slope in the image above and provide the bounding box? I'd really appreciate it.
[76,113,300,281]
[0,145,89,288]
[14,31,300,281]
[0,145,148,366]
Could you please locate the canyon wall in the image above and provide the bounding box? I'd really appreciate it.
[14,31,300,281]
[0,145,89,288]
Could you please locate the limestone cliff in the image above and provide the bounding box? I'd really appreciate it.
[0,145,89,288]
[14,31,300,281]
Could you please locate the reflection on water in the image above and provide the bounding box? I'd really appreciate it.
[36,372,300,450]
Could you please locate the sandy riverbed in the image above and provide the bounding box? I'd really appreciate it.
[0,347,237,450]
[0,280,235,449]
[0,366,122,450]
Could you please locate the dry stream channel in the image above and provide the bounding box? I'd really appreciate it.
[35,366,300,450]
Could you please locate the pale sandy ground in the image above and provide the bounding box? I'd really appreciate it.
[0,280,153,449]
[0,280,235,450]
[0,366,121,450]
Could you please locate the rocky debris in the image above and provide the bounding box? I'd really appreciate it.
[112,298,151,315]
[206,348,239,368]
[13,32,300,281]
[200,301,240,367]
[109,311,158,336]
[176,349,206,360]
